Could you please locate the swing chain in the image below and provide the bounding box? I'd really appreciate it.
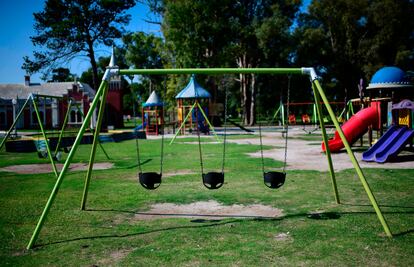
[221,80,228,173]
[132,82,143,174]
[283,75,291,173]
[196,100,205,175]
[258,122,265,174]
[259,75,290,174]
[159,78,167,174]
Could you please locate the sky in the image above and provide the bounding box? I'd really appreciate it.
[0,0,160,84]
[0,0,310,85]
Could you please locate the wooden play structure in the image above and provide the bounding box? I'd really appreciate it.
[142,91,164,135]
[170,75,220,144]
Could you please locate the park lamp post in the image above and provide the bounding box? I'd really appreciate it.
[11,98,17,136]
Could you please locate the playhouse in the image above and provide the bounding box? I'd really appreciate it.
[142,91,164,135]
[321,66,413,162]
[175,75,213,134]
[361,66,414,162]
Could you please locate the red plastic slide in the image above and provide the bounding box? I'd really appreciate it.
[322,106,379,152]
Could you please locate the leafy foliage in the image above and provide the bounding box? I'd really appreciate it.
[294,0,414,100]
[22,0,136,88]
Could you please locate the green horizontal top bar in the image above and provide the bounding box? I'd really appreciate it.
[119,68,304,76]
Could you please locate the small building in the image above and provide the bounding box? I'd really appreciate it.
[0,76,95,130]
[105,48,124,129]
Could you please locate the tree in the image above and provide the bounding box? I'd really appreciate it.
[122,32,166,108]
[48,67,75,82]
[22,0,136,90]
[151,0,300,125]
[293,0,414,101]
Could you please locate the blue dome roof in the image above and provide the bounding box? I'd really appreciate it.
[367,66,412,89]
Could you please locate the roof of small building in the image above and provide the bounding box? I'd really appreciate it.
[0,81,95,100]
[143,91,164,107]
[175,75,211,99]
[367,66,413,90]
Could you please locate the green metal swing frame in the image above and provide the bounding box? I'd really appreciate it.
[0,94,62,177]
[24,65,393,250]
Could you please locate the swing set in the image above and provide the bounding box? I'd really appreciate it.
[24,60,394,249]
[0,94,109,178]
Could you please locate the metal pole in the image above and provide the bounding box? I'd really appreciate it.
[311,83,340,204]
[196,101,221,142]
[76,105,110,160]
[31,97,59,178]
[313,79,392,237]
[81,82,109,210]
[119,68,303,76]
[0,96,32,151]
[169,102,197,145]
[26,80,107,249]
[12,98,17,136]
[54,100,72,156]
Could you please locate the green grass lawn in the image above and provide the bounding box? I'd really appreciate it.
[0,137,413,266]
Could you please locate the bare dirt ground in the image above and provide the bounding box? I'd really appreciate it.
[135,128,413,220]
[0,162,114,174]
[226,127,414,171]
[133,200,283,220]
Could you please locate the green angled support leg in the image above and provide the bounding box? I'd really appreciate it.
[81,82,109,210]
[312,84,340,204]
[196,101,221,143]
[26,80,107,249]
[76,105,111,160]
[169,102,197,145]
[313,79,392,237]
[272,105,281,121]
[0,96,32,151]
[54,99,72,156]
[32,97,59,178]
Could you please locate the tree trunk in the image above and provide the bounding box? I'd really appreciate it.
[237,54,251,125]
[87,42,99,91]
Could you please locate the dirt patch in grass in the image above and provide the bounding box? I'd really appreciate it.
[163,170,196,178]
[274,232,293,242]
[0,162,113,174]
[133,200,283,220]
[97,248,134,266]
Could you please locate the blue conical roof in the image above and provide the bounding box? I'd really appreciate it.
[175,75,211,99]
[143,91,164,107]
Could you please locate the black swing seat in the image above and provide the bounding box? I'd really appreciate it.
[202,172,224,190]
[264,171,285,189]
[139,172,162,190]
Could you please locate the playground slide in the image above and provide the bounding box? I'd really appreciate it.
[362,125,400,161]
[362,126,414,163]
[134,122,147,131]
[321,107,379,152]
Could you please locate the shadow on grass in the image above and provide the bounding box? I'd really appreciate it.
[34,208,414,249]
[117,159,152,169]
